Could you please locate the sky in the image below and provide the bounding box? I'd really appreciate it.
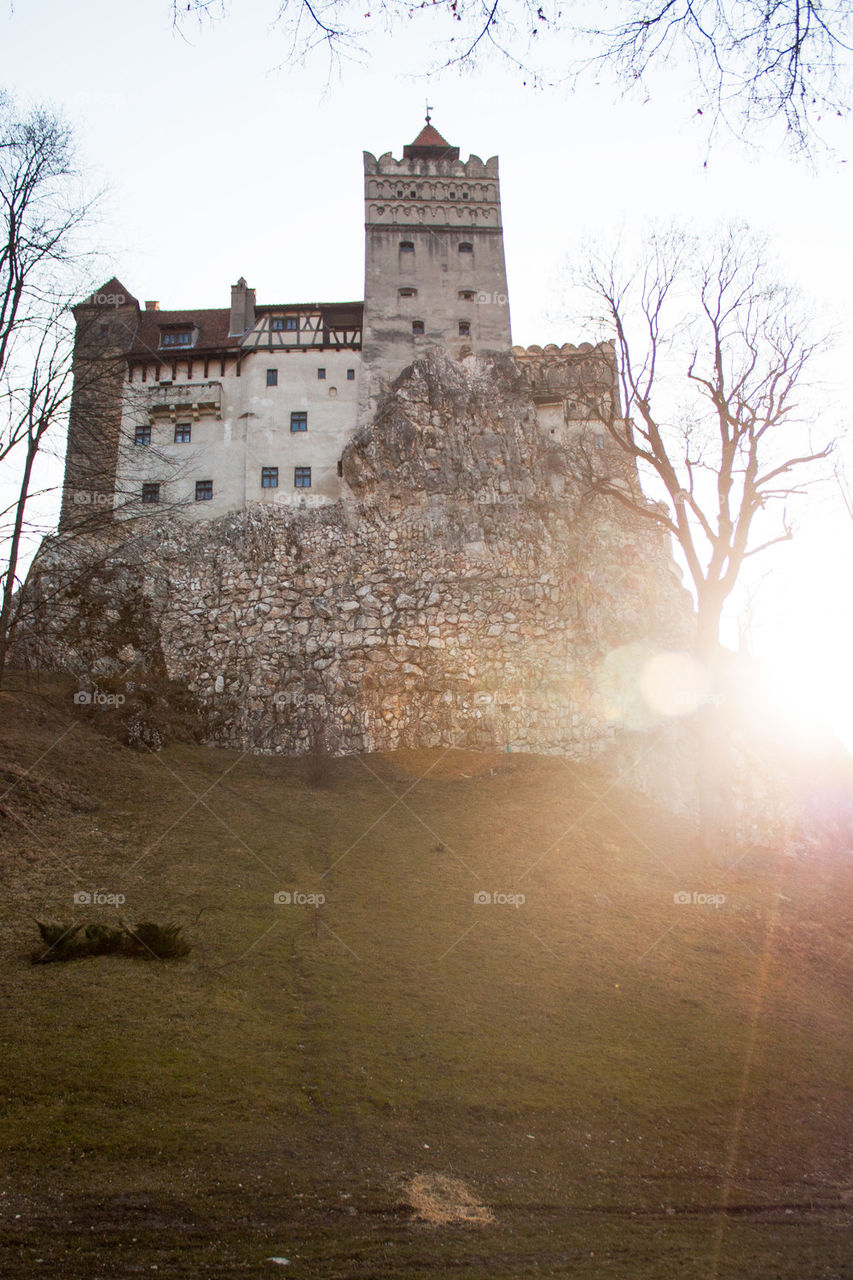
[4,0,853,745]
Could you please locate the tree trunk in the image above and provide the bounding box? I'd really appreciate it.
[0,437,38,688]
[695,591,735,859]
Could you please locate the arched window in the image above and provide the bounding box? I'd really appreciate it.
[458,242,473,254]
[399,241,415,253]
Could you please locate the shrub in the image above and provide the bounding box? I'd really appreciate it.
[32,919,191,964]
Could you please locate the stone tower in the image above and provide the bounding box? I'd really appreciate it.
[360,120,511,421]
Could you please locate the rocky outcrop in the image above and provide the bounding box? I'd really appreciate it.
[18,350,692,757]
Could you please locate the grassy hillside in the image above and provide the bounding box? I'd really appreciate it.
[0,678,851,1278]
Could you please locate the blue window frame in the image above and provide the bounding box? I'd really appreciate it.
[294,467,311,489]
[290,411,308,432]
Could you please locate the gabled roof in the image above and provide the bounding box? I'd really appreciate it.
[76,278,138,309]
[403,123,460,161]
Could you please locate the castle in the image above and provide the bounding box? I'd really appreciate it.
[60,120,525,524]
[31,121,694,777]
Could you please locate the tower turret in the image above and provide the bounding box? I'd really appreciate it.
[360,121,511,421]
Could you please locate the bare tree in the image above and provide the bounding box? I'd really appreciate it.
[173,0,853,150]
[573,225,833,843]
[0,92,97,685]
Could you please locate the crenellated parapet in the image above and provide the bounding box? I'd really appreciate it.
[364,151,499,177]
[512,342,620,416]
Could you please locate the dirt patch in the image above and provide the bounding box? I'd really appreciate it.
[401,1173,495,1225]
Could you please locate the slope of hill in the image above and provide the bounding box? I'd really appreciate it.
[0,678,851,1278]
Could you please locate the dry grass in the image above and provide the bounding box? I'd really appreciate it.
[402,1173,495,1225]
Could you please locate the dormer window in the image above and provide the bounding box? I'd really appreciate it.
[159,327,195,349]
[271,316,298,332]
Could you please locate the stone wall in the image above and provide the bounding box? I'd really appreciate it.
[20,349,693,759]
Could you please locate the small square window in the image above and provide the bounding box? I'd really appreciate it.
[291,411,308,432]
[285,316,298,331]
[261,466,279,488]
[458,321,470,337]
[271,318,285,332]
[412,320,425,336]
[135,425,151,446]
[174,422,191,443]
[449,191,456,200]
[195,479,213,501]
[141,482,160,504]
[458,242,473,254]
[458,289,476,301]
[347,368,355,380]
[399,241,415,253]
[294,466,311,488]
[317,367,326,380]
[462,191,469,200]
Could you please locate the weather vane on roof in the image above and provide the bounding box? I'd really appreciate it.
[425,102,433,125]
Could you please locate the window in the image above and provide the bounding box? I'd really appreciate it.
[347,368,355,381]
[159,330,194,348]
[399,241,415,253]
[398,287,418,298]
[271,316,298,332]
[462,191,470,200]
[458,321,471,337]
[317,367,326,380]
[458,289,476,301]
[271,318,285,331]
[135,425,151,446]
[294,466,311,488]
[458,242,473,254]
[174,422,191,443]
[410,189,416,198]
[195,479,213,501]
[337,459,343,477]
[141,482,160,504]
[396,188,403,197]
[449,191,456,199]
[261,467,279,488]
[290,411,308,432]
[267,369,278,387]
[412,320,425,335]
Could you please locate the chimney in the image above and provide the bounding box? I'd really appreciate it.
[145,300,159,311]
[229,277,256,338]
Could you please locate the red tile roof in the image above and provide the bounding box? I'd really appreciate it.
[403,123,460,160]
